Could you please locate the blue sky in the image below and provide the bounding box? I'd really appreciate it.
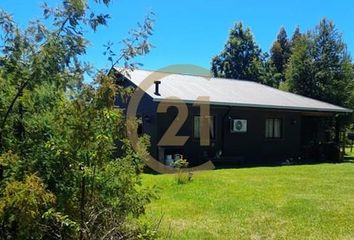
[2,0,354,73]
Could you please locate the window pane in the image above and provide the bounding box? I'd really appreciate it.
[194,116,200,138]
[195,116,215,139]
[265,119,273,138]
[274,119,281,138]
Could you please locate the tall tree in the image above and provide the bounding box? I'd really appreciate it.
[291,26,302,46]
[312,19,352,106]
[286,18,353,107]
[211,22,263,82]
[285,34,316,97]
[258,53,279,87]
[269,27,291,86]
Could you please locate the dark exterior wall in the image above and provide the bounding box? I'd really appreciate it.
[115,75,325,164]
[137,93,159,157]
[223,108,301,162]
[154,105,302,164]
[118,90,331,164]
[300,116,334,145]
[113,76,159,159]
[115,73,340,165]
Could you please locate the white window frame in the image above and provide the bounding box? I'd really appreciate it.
[265,118,282,139]
[193,115,215,140]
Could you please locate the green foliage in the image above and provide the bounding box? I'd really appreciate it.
[172,158,192,185]
[211,22,264,82]
[171,158,189,169]
[211,23,298,88]
[286,35,315,97]
[258,52,281,87]
[278,80,290,92]
[285,18,353,109]
[0,0,157,239]
[0,174,56,239]
[291,26,302,46]
[269,27,291,86]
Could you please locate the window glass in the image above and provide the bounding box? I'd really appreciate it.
[194,116,215,139]
[273,118,281,138]
[265,119,273,138]
[265,118,282,139]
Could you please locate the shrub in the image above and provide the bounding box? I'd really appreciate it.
[172,157,193,184]
[0,0,157,238]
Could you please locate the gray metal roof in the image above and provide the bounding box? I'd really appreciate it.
[121,69,351,113]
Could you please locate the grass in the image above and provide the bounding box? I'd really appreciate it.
[142,163,354,239]
[345,147,354,159]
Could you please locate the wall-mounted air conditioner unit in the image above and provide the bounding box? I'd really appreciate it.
[230,119,247,133]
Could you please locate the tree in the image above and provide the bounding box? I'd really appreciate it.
[0,1,157,239]
[286,18,353,107]
[312,19,352,106]
[285,34,316,97]
[269,27,291,85]
[291,26,302,46]
[211,22,263,82]
[286,19,354,145]
[258,52,279,87]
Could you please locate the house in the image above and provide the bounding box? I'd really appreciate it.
[116,68,351,166]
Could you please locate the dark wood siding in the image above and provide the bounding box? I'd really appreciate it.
[154,105,302,164]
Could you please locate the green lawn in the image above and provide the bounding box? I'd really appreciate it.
[345,147,354,159]
[142,163,354,240]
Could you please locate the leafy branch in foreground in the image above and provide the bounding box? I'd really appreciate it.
[0,0,157,239]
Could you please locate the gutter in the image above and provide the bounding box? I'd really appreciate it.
[151,98,352,114]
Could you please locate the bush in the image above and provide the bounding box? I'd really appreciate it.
[172,158,193,184]
[0,1,157,238]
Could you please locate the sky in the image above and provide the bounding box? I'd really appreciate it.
[2,0,354,74]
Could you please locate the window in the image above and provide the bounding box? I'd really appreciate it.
[265,118,282,139]
[194,116,215,139]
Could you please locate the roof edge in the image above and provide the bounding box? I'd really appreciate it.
[117,68,352,114]
[152,98,352,113]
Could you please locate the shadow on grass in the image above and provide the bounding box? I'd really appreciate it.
[212,160,354,170]
[143,159,354,174]
[344,156,354,163]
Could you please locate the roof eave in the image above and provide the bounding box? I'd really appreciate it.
[152,98,352,113]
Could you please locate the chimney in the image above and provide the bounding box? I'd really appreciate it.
[154,81,161,95]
